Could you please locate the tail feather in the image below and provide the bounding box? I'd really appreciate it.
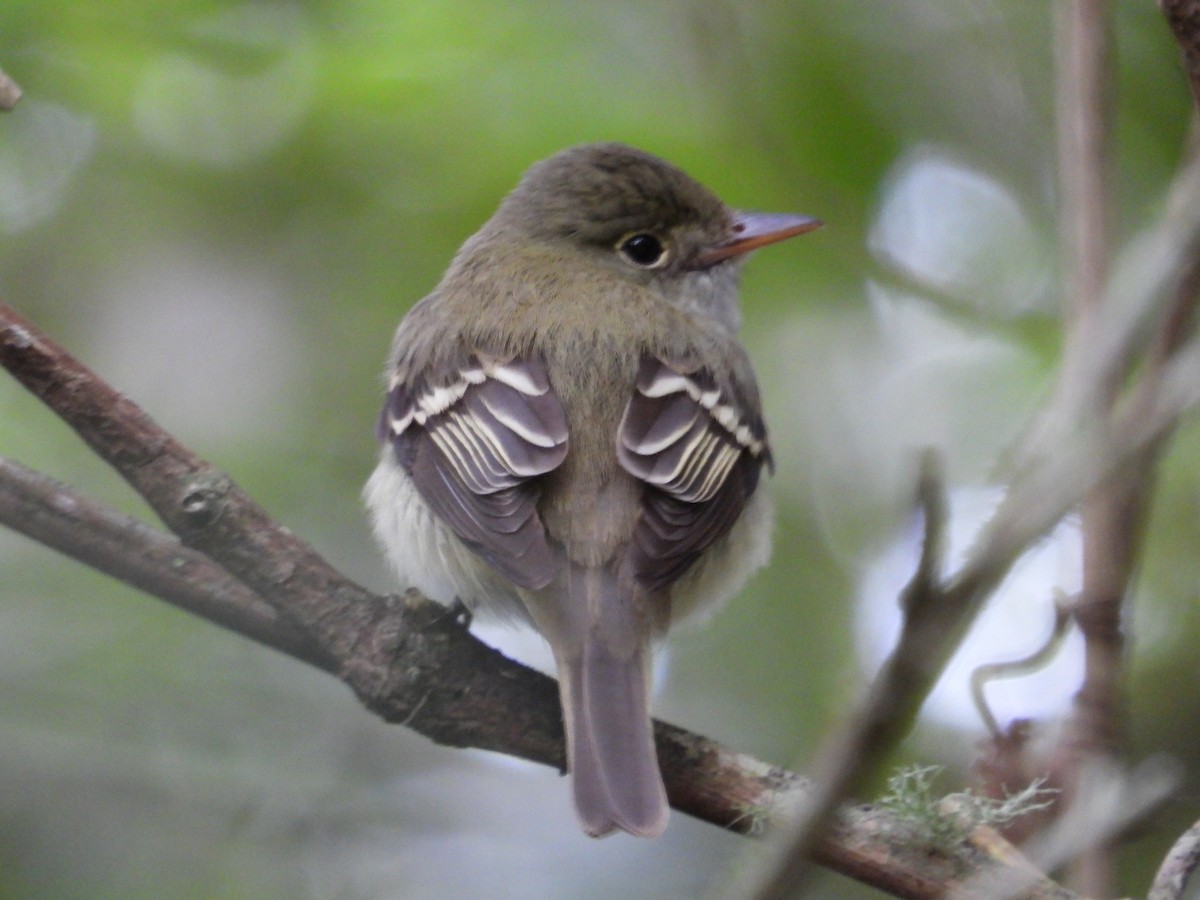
[563,639,668,837]
[542,564,668,838]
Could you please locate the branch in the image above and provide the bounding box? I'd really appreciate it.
[732,356,1197,896]
[988,148,1200,577]
[0,298,1073,899]
[0,454,333,672]
[731,12,1200,889]
[1056,0,1114,328]
[1141,20,1200,894]
[953,759,1178,900]
[970,598,1073,741]
[0,300,555,759]
[1055,3,1126,895]
[737,452,958,898]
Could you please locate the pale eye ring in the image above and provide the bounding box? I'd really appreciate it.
[617,232,670,269]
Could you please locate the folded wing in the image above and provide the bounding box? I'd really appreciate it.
[617,355,772,592]
[379,353,569,589]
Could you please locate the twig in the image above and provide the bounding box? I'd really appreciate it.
[723,162,1200,893]
[734,453,959,899]
[1015,145,1200,484]
[0,454,333,672]
[951,758,1178,900]
[1148,817,1200,900]
[727,13,1200,890]
[0,299,1062,898]
[726,311,1200,899]
[1055,4,1200,895]
[1056,0,1114,328]
[1148,8,1200,381]
[964,149,1200,643]
[969,598,1073,740]
[902,449,949,612]
[1055,11,1128,891]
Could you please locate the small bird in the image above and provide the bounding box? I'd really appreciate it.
[365,143,820,838]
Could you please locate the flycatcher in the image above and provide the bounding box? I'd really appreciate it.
[366,142,820,838]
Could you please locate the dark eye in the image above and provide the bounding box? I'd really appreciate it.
[617,233,669,268]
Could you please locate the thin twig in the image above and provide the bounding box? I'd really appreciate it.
[0,454,333,672]
[726,316,1200,898]
[1055,4,1200,895]
[727,13,1200,891]
[1015,146,1200,484]
[967,148,1200,650]
[0,300,1062,898]
[734,454,958,899]
[901,449,949,614]
[723,159,1200,894]
[969,597,1073,740]
[1063,15,1128,850]
[1056,0,1114,327]
[951,758,1178,900]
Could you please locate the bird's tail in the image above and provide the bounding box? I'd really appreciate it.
[541,563,668,838]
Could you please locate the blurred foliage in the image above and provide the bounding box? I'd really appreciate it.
[0,2,1196,898]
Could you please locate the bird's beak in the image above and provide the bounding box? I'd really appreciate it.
[694,212,823,268]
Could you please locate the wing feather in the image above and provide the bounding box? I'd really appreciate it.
[381,354,568,589]
[618,355,770,593]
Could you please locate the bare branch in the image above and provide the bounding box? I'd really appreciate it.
[976,151,1200,588]
[952,759,1178,900]
[735,454,961,898]
[1054,4,1126,893]
[970,598,1073,740]
[1016,149,1200,481]
[0,454,333,672]
[726,328,1200,895]
[0,298,564,778]
[1056,0,1114,327]
[728,105,1200,897]
[1,298,1069,898]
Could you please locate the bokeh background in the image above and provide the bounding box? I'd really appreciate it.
[1,2,1197,897]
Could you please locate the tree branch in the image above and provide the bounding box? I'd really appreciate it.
[0,9,1196,897]
[0,298,1076,899]
[737,452,958,898]
[0,454,333,672]
[1054,3,1127,895]
[724,162,1200,892]
[731,7,1200,892]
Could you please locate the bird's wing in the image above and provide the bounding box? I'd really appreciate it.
[617,354,772,592]
[378,352,569,590]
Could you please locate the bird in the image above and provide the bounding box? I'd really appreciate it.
[365,142,820,838]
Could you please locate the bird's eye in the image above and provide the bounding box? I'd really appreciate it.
[617,233,669,268]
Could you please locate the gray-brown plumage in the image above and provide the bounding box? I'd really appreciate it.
[365,143,820,837]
